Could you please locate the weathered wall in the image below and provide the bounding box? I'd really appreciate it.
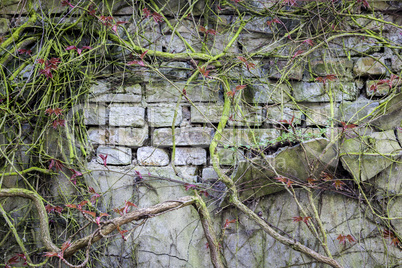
[1,0,402,267]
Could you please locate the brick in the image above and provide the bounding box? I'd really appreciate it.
[152,127,213,147]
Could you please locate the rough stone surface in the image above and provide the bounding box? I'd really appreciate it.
[217,147,244,165]
[84,103,107,125]
[88,126,148,147]
[89,82,142,103]
[0,18,9,34]
[174,147,207,166]
[109,105,145,127]
[137,147,169,166]
[153,127,213,147]
[266,105,303,125]
[146,81,221,103]
[338,99,379,124]
[191,104,224,123]
[308,59,354,79]
[148,104,183,127]
[219,128,280,147]
[228,105,263,126]
[341,130,401,182]
[292,81,358,102]
[96,146,132,165]
[301,103,337,126]
[366,80,392,97]
[243,82,292,104]
[234,138,338,199]
[354,57,387,76]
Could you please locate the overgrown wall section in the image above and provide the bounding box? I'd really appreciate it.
[1,0,402,267]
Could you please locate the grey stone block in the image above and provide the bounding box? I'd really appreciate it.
[244,83,292,104]
[219,128,280,147]
[96,146,132,165]
[89,82,142,103]
[109,105,145,127]
[88,126,148,147]
[148,104,182,127]
[153,127,213,147]
[354,57,387,76]
[292,82,358,102]
[174,147,207,166]
[191,104,224,123]
[146,81,220,103]
[228,105,263,127]
[84,103,107,125]
[137,146,169,166]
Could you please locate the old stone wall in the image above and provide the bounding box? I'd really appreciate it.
[1,0,402,267]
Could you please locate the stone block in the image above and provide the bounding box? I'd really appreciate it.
[338,99,379,124]
[354,57,387,76]
[366,79,401,97]
[175,166,198,183]
[174,147,207,166]
[308,59,353,79]
[88,126,148,147]
[152,127,213,147]
[161,33,201,54]
[219,128,280,147]
[300,103,338,127]
[137,147,169,166]
[109,105,145,127]
[266,105,302,125]
[84,103,107,125]
[194,32,239,55]
[369,0,402,10]
[238,34,292,56]
[96,146,132,165]
[191,104,224,123]
[126,20,162,52]
[146,81,220,103]
[228,105,263,127]
[217,147,244,165]
[292,81,358,102]
[312,37,381,57]
[341,130,401,182]
[202,167,219,180]
[148,104,182,127]
[243,82,292,104]
[263,60,304,80]
[89,82,142,103]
